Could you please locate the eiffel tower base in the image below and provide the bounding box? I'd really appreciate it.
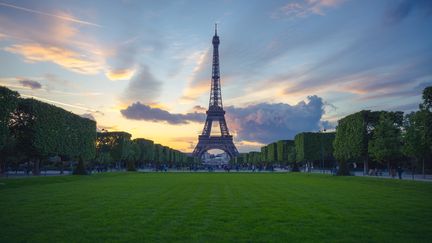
[193,135,239,160]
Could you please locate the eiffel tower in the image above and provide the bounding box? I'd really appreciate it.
[193,24,239,160]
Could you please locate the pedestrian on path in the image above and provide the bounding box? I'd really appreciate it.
[397,166,404,180]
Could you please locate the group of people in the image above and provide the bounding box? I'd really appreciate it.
[368,166,404,179]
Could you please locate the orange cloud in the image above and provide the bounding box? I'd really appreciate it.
[180,81,209,103]
[0,9,114,77]
[5,43,105,74]
[105,68,136,81]
[235,140,266,152]
[179,49,211,103]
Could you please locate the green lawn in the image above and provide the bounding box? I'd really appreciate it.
[1,173,431,242]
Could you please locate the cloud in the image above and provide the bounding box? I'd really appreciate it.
[0,2,167,80]
[80,113,96,121]
[19,79,42,89]
[20,94,100,113]
[385,0,432,24]
[169,136,199,151]
[0,2,101,27]
[121,65,162,103]
[274,23,432,100]
[225,95,330,143]
[179,8,348,104]
[120,102,205,124]
[235,140,266,153]
[105,68,136,81]
[105,38,141,81]
[180,50,211,102]
[181,82,209,103]
[1,12,158,78]
[389,103,420,113]
[5,44,105,74]
[359,80,432,101]
[0,7,109,75]
[272,0,345,19]
[192,105,207,113]
[97,125,118,132]
[121,96,331,144]
[103,23,166,82]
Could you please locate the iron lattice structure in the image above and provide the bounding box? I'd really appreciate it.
[192,25,239,160]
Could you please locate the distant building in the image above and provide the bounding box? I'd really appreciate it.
[202,152,230,166]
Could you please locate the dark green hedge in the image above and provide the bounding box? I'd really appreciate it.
[295,132,335,162]
[0,87,19,152]
[15,98,96,160]
[276,140,294,163]
[96,131,131,163]
[10,98,96,174]
[333,110,381,175]
[134,138,155,162]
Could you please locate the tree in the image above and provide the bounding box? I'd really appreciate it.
[0,87,19,175]
[276,140,298,171]
[368,112,403,173]
[153,144,164,168]
[134,138,154,167]
[420,86,432,111]
[295,133,335,160]
[234,154,245,166]
[247,151,261,166]
[276,140,290,164]
[260,146,268,165]
[287,144,298,171]
[11,98,96,175]
[95,150,113,169]
[295,133,320,162]
[267,142,277,165]
[404,86,432,177]
[295,132,335,173]
[403,110,432,177]
[96,132,132,170]
[333,110,381,175]
[125,140,140,171]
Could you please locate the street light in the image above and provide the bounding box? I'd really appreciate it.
[319,129,326,174]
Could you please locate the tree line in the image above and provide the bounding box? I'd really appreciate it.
[333,87,432,176]
[233,132,335,172]
[95,131,192,172]
[1,86,431,176]
[0,86,192,175]
[234,87,432,176]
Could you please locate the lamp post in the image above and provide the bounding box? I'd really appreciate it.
[319,129,326,174]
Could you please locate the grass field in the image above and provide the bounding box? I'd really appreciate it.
[1,173,432,242]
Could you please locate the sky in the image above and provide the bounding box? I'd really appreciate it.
[0,0,431,153]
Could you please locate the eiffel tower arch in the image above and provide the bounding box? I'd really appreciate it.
[193,24,239,160]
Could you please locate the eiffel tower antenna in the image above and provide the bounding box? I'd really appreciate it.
[193,25,239,161]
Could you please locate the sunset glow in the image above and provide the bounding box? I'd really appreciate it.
[1,0,431,152]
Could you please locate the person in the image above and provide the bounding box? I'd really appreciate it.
[391,167,396,178]
[397,166,403,180]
